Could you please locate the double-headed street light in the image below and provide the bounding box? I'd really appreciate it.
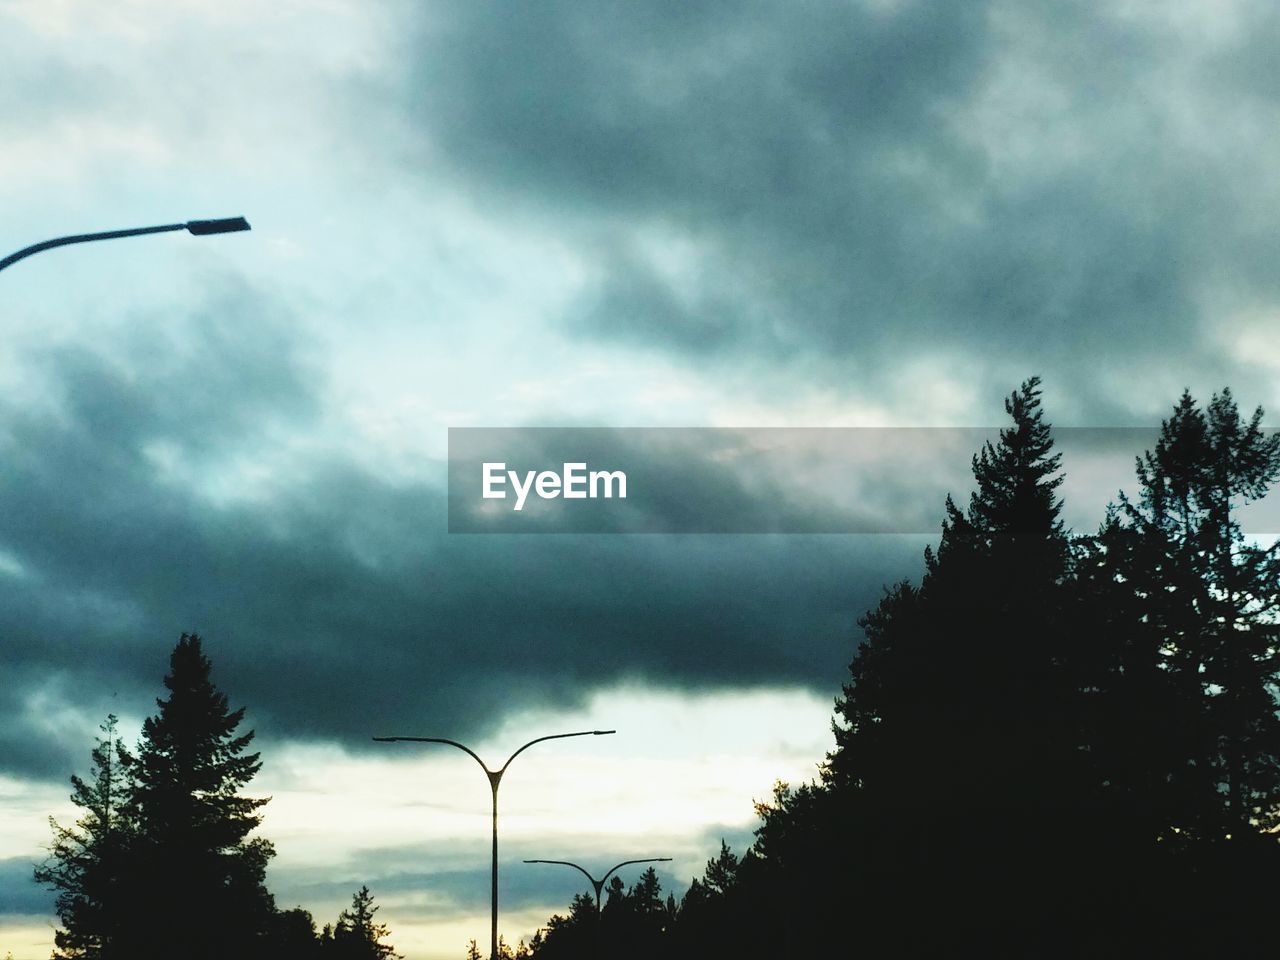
[523,857,673,913]
[0,217,251,273]
[374,730,616,960]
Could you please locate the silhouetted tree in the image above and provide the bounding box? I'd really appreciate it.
[35,715,135,960]
[506,381,1280,956]
[815,377,1084,952]
[1135,390,1280,836]
[270,907,324,959]
[523,867,676,959]
[326,886,402,959]
[119,633,276,959]
[464,935,530,959]
[734,381,1280,954]
[37,636,365,958]
[603,867,672,957]
[1076,390,1280,952]
[521,892,595,959]
[667,840,757,959]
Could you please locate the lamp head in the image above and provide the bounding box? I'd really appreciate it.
[186,217,251,236]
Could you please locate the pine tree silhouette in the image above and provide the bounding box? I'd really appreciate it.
[35,715,134,959]
[121,633,276,959]
[328,886,402,959]
[1086,389,1280,953]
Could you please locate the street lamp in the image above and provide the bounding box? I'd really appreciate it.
[523,857,673,913]
[373,730,616,960]
[0,217,251,273]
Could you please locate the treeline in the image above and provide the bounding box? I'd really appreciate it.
[474,844,744,959]
[516,378,1280,957]
[35,635,401,960]
[40,379,1280,957]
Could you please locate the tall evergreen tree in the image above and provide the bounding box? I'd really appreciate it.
[35,715,135,960]
[327,886,402,960]
[819,378,1085,952]
[831,377,1074,786]
[1100,390,1280,841]
[1065,389,1280,953]
[840,386,1070,782]
[668,840,752,959]
[270,907,325,960]
[521,893,596,960]
[120,633,276,959]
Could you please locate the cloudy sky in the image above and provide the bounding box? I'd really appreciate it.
[3,1,1280,956]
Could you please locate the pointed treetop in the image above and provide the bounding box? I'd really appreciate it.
[929,377,1067,581]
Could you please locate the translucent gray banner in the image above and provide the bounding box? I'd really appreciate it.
[447,427,1280,534]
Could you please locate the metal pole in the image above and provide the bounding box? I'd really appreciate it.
[375,730,615,960]
[489,772,501,960]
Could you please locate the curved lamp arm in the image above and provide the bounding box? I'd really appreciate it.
[600,858,673,887]
[373,730,614,781]
[0,217,250,273]
[524,859,599,890]
[523,856,673,909]
[500,730,615,775]
[372,736,490,774]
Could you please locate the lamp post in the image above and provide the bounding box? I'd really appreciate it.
[0,217,251,273]
[373,730,616,960]
[522,857,673,914]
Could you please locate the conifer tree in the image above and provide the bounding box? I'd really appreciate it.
[271,907,324,959]
[1060,389,1280,952]
[669,840,758,960]
[833,378,1076,816]
[121,633,276,959]
[526,892,596,958]
[34,715,135,960]
[328,886,402,959]
[821,377,1082,952]
[1118,390,1280,838]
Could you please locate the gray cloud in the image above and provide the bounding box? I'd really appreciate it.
[8,0,1277,793]
[385,0,1280,417]
[0,284,928,781]
[0,858,50,917]
[5,280,1248,788]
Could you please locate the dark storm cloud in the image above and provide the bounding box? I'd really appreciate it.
[5,282,1242,785]
[393,0,1280,415]
[0,284,929,781]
